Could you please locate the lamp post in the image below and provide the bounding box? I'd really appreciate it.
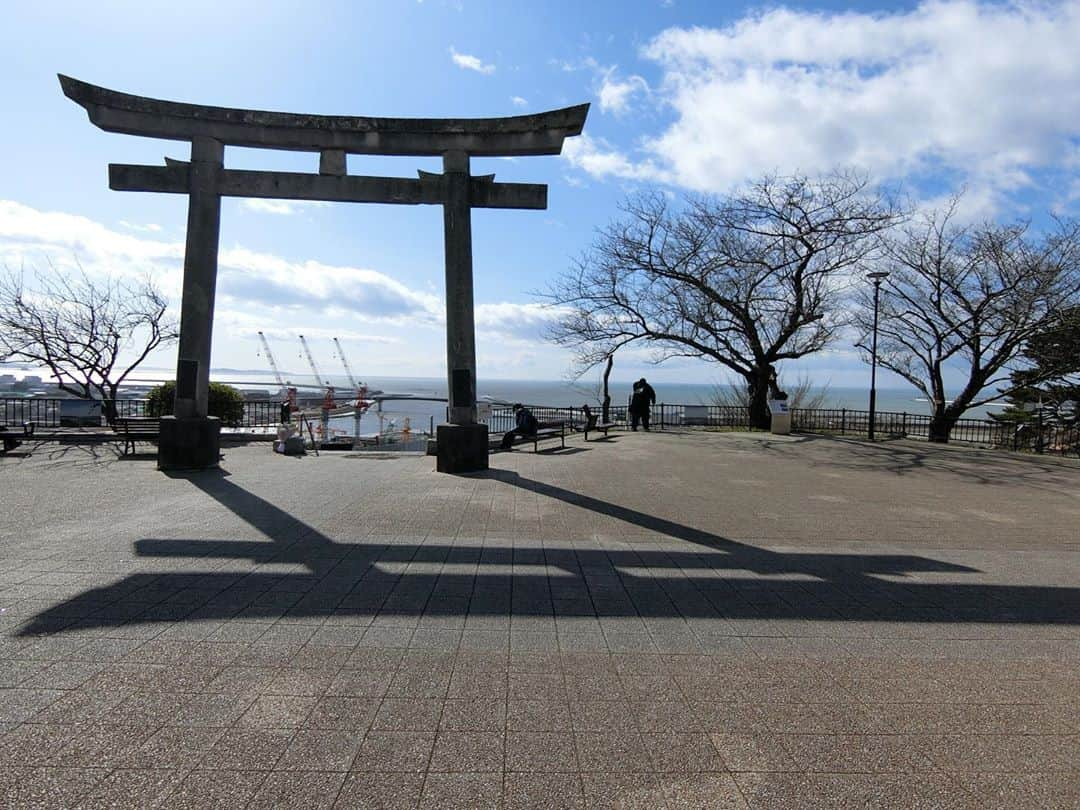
[866,271,890,441]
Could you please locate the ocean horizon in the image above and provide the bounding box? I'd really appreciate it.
[5,366,1010,434]
[188,369,1010,429]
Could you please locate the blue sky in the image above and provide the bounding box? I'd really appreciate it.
[3,0,1079,390]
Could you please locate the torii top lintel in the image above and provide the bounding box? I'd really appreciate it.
[59,74,589,158]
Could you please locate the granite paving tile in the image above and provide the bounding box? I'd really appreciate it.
[171,691,258,726]
[0,766,110,809]
[630,699,704,732]
[780,733,935,774]
[956,771,1080,810]
[246,768,348,810]
[261,666,338,696]
[505,731,579,772]
[659,774,750,809]
[159,768,268,810]
[642,732,726,773]
[27,688,129,727]
[581,772,670,809]
[920,733,1079,773]
[507,699,572,732]
[418,772,503,809]
[0,687,67,722]
[373,698,443,731]
[574,731,653,773]
[708,732,799,772]
[120,725,226,768]
[236,694,317,728]
[0,722,82,766]
[197,727,294,770]
[428,730,505,772]
[332,771,424,809]
[352,731,436,773]
[508,672,567,701]
[57,722,162,768]
[505,773,585,810]
[307,695,380,730]
[73,767,188,810]
[440,698,507,731]
[570,700,639,732]
[21,661,107,690]
[384,669,453,699]
[326,667,394,698]
[277,728,365,770]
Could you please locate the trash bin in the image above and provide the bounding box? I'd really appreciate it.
[768,399,791,435]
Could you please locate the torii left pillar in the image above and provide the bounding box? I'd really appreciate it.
[158,136,223,470]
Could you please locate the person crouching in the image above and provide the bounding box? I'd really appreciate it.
[500,403,539,449]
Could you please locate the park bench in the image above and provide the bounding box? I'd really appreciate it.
[114,416,160,456]
[582,413,617,441]
[506,420,566,452]
[0,426,21,455]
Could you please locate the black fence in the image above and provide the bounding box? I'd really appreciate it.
[5,397,1077,457]
[488,402,1078,457]
[0,398,284,430]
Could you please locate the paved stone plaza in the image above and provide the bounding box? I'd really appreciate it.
[0,431,1077,808]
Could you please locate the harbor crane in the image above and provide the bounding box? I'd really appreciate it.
[298,335,334,409]
[257,331,286,389]
[333,337,371,412]
[332,337,360,391]
[258,331,297,414]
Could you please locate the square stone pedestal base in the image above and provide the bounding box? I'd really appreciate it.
[158,416,222,471]
[436,423,489,474]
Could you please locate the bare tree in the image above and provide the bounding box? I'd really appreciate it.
[712,374,832,412]
[0,264,178,420]
[855,201,1080,442]
[544,172,897,428]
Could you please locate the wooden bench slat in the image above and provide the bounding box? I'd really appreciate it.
[113,417,161,455]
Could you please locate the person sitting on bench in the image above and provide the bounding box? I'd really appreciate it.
[500,403,538,449]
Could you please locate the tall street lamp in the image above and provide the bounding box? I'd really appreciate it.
[866,271,890,441]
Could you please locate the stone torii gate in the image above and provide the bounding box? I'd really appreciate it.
[60,75,587,473]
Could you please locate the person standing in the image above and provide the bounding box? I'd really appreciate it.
[636,378,656,431]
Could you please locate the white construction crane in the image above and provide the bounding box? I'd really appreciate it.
[332,337,360,391]
[257,331,286,389]
[298,335,330,389]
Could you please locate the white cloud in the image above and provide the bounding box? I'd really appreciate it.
[562,133,668,183]
[0,200,184,288]
[233,324,399,346]
[475,301,568,341]
[510,96,528,108]
[241,199,330,216]
[0,200,442,327]
[572,1,1080,208]
[597,69,650,115]
[119,220,163,233]
[450,47,496,74]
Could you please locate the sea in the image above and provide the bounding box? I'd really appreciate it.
[162,370,1010,439]
[5,365,1009,439]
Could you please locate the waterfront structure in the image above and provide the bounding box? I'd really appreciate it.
[60,75,588,472]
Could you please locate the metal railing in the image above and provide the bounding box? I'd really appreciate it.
[0,398,285,430]
[5,396,1077,457]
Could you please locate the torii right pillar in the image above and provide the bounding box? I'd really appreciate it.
[436,149,488,473]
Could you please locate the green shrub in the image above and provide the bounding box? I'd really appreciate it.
[145,381,246,427]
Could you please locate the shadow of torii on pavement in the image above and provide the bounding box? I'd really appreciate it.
[17,468,1080,636]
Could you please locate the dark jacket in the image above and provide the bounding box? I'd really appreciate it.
[515,407,539,435]
[630,383,656,414]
